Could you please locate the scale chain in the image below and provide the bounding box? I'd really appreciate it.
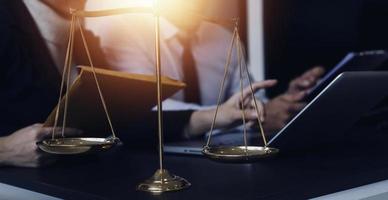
[61,15,76,138]
[76,17,117,139]
[236,33,269,147]
[236,28,249,157]
[205,29,237,147]
[52,15,76,140]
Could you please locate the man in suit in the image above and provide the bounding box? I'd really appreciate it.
[0,0,273,166]
[0,0,84,167]
[85,0,325,137]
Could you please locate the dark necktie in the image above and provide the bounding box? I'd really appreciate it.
[178,34,201,104]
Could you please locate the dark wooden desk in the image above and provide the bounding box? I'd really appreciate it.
[1,134,388,200]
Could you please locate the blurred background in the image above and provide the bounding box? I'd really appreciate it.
[209,0,388,96]
[85,0,388,97]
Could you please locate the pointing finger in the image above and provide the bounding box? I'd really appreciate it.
[241,80,277,101]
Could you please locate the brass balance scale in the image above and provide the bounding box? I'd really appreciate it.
[202,19,279,162]
[36,9,123,155]
[37,1,279,194]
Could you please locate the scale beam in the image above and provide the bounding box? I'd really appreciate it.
[72,7,154,17]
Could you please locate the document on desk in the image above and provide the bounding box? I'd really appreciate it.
[0,183,62,200]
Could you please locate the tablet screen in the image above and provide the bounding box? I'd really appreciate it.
[306,50,388,101]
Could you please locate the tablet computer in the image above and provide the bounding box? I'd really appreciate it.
[306,50,388,101]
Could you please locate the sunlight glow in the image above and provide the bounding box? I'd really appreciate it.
[85,0,154,10]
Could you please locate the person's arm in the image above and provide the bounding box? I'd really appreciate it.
[185,80,277,138]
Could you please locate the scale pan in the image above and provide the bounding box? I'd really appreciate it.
[37,137,120,155]
[202,146,279,163]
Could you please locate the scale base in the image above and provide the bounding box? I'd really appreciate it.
[202,145,279,163]
[137,169,190,194]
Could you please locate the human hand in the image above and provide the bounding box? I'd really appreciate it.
[258,67,324,134]
[217,80,277,128]
[287,66,325,95]
[0,124,80,168]
[262,92,306,134]
[185,80,277,138]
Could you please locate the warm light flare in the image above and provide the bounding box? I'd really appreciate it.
[86,0,154,10]
[84,0,208,41]
[85,0,206,23]
[129,0,154,7]
[86,0,205,12]
[160,0,205,13]
[158,0,206,30]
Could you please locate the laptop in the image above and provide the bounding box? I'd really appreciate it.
[164,71,388,155]
[164,129,260,155]
[268,71,388,151]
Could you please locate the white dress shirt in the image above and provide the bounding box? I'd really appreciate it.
[85,1,257,110]
[23,0,78,81]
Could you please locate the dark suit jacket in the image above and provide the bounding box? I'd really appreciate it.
[0,1,61,136]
